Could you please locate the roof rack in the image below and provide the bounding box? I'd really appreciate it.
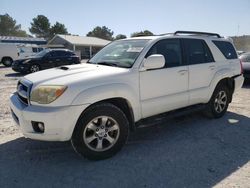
[157,33,174,36]
[174,31,221,38]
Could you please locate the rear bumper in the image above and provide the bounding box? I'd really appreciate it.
[10,93,89,141]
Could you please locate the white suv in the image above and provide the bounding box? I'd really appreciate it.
[10,31,244,160]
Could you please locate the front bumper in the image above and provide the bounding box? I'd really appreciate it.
[12,63,29,73]
[10,93,89,141]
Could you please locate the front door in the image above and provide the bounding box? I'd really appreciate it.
[139,39,189,118]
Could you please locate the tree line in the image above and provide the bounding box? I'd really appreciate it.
[0,14,154,41]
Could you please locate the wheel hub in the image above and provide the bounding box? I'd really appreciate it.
[96,128,106,137]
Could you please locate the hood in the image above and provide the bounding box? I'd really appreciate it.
[24,63,129,86]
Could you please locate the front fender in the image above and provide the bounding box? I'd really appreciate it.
[71,83,141,121]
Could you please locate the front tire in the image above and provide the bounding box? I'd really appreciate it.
[205,84,230,118]
[71,103,129,160]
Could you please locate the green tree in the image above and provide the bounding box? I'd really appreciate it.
[131,30,154,37]
[0,14,28,37]
[87,26,114,41]
[29,15,51,38]
[49,22,68,38]
[115,34,127,40]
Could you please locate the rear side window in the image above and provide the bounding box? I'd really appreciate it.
[184,39,214,65]
[67,51,75,56]
[213,41,237,59]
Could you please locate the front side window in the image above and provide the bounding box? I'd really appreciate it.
[146,39,182,68]
[88,39,149,68]
[184,39,214,65]
[213,40,237,59]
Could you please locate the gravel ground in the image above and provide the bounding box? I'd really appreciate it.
[0,65,249,188]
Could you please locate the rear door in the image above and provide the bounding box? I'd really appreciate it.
[183,39,216,105]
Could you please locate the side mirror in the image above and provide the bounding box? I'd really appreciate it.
[143,54,165,70]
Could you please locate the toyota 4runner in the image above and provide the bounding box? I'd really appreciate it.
[10,31,244,160]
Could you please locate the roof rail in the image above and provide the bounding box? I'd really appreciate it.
[174,31,221,38]
[157,33,174,36]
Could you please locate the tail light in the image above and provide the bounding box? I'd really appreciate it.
[240,59,243,74]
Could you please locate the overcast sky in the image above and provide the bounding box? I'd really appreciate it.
[1,0,250,37]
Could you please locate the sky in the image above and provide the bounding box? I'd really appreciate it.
[1,0,250,37]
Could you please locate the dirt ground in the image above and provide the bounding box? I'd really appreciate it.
[0,65,250,188]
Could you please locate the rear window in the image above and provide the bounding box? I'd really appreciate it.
[213,41,237,59]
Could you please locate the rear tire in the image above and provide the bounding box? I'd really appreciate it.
[71,103,129,160]
[2,57,13,67]
[205,84,230,118]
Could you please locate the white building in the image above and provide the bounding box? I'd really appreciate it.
[48,34,111,59]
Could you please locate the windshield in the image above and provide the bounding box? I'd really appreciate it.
[35,49,50,57]
[88,39,149,68]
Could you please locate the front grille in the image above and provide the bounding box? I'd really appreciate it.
[17,79,32,105]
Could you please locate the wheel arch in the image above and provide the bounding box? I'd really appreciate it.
[1,56,13,62]
[209,76,235,103]
[71,83,141,131]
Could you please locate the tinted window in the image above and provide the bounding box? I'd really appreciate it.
[57,51,68,57]
[38,48,43,52]
[146,39,182,68]
[49,51,68,57]
[32,48,38,53]
[213,41,237,59]
[66,51,75,56]
[184,39,214,65]
[50,51,59,57]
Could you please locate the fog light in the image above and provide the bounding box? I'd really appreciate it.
[31,121,45,133]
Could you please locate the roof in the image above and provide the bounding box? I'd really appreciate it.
[0,36,46,45]
[49,34,111,47]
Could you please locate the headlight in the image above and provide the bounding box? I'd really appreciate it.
[23,59,30,64]
[30,85,67,104]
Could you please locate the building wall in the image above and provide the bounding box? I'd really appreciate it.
[49,36,105,59]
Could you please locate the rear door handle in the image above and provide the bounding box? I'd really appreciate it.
[178,70,188,75]
[56,59,60,61]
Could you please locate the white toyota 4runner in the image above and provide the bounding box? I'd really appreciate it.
[10,31,244,160]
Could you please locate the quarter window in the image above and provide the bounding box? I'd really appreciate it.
[213,41,237,59]
[146,39,182,68]
[184,39,214,65]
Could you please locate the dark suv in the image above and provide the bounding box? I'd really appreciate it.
[12,49,80,74]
